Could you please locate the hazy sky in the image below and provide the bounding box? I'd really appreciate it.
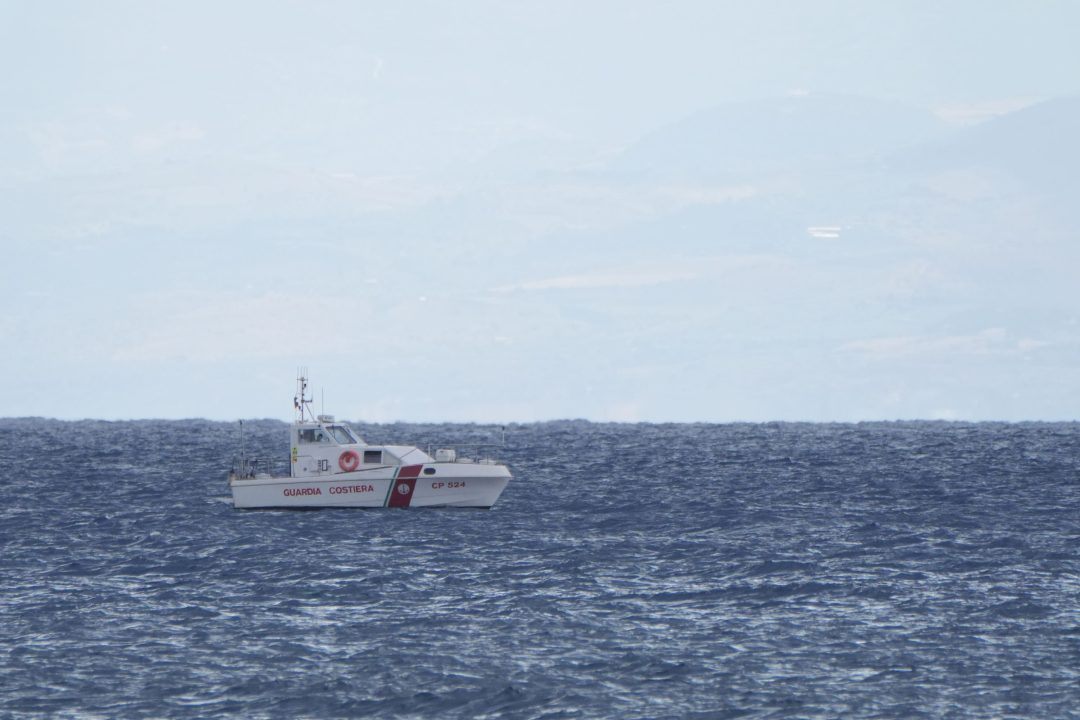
[3,1,1079,421]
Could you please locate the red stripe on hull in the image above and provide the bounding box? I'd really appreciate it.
[387,464,424,507]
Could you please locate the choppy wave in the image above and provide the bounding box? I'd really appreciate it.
[1,419,1078,718]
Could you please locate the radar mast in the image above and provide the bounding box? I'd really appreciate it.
[293,369,314,422]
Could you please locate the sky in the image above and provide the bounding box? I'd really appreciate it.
[3,1,1079,422]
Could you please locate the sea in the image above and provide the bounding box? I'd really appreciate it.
[1,418,1078,719]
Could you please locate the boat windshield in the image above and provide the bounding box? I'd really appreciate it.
[299,428,332,443]
[327,425,357,444]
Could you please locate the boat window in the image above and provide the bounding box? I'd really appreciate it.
[328,425,357,444]
[363,450,383,464]
[298,428,317,444]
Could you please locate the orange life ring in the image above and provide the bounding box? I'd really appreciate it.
[339,450,360,472]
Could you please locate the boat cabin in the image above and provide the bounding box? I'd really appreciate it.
[291,415,433,478]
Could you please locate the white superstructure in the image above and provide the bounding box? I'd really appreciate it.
[228,375,511,509]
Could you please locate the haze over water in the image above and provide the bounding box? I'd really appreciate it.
[4,2,1080,422]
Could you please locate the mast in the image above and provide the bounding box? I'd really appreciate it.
[294,368,314,422]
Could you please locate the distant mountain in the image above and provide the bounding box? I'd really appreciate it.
[892,95,1080,195]
[608,94,949,182]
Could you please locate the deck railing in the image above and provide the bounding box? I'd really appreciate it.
[231,456,290,479]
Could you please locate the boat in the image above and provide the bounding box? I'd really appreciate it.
[227,374,512,509]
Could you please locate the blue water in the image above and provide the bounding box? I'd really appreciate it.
[1,419,1078,718]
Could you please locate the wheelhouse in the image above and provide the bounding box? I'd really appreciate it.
[289,415,433,478]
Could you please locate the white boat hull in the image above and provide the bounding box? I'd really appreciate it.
[229,462,511,509]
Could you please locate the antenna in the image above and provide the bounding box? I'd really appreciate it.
[294,367,313,422]
[239,419,246,477]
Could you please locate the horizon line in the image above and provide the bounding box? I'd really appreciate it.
[2,415,1077,426]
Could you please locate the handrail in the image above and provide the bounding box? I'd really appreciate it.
[230,455,290,479]
[425,444,506,463]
